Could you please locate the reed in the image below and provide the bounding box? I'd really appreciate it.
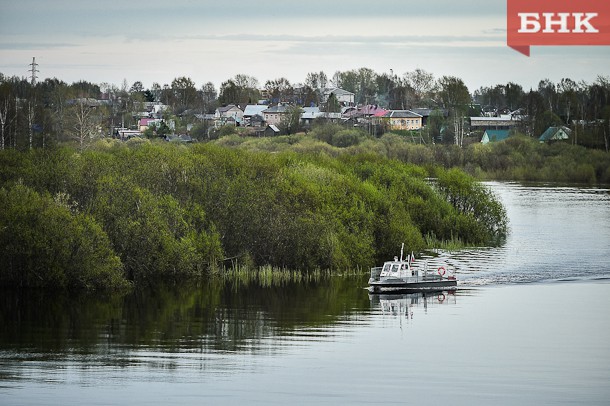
[217,265,331,288]
[424,232,466,252]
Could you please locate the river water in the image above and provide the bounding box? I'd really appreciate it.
[1,182,609,405]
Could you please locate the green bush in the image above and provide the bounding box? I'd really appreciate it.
[0,184,126,289]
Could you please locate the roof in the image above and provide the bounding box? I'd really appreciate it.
[263,104,289,114]
[539,126,571,141]
[243,105,268,117]
[267,124,280,133]
[217,104,242,113]
[382,110,423,119]
[470,116,514,122]
[139,118,160,126]
[301,106,321,119]
[343,105,387,118]
[411,108,448,117]
[324,87,355,97]
[482,129,510,143]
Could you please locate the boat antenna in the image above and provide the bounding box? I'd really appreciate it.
[400,243,404,262]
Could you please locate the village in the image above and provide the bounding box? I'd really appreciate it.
[114,85,571,146]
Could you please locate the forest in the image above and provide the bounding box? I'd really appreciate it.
[0,138,507,290]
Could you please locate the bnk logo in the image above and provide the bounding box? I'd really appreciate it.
[507,0,610,56]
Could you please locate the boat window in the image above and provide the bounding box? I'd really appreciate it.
[382,263,391,273]
[391,264,400,273]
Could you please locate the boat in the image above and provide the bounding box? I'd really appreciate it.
[368,244,457,293]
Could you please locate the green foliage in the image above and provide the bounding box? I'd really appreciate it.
[463,136,610,184]
[435,168,508,243]
[311,124,369,147]
[0,137,511,288]
[0,184,126,289]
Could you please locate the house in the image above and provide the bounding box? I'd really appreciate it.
[138,118,163,133]
[115,128,141,140]
[264,124,281,136]
[539,126,571,143]
[344,105,387,119]
[379,110,423,131]
[262,104,290,126]
[322,88,355,106]
[301,106,321,127]
[165,134,195,143]
[411,108,448,127]
[215,105,244,125]
[249,114,265,127]
[470,115,519,131]
[243,105,268,126]
[481,129,510,144]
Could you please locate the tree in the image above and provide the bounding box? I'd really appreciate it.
[265,77,293,103]
[326,93,341,113]
[279,105,303,134]
[524,90,546,136]
[171,76,198,111]
[331,68,377,105]
[219,74,261,105]
[390,81,416,110]
[150,82,162,102]
[437,76,471,146]
[0,83,16,150]
[305,71,328,103]
[65,99,102,150]
[0,184,125,289]
[538,79,558,113]
[200,82,217,113]
[129,81,144,94]
[504,82,525,111]
[405,68,436,106]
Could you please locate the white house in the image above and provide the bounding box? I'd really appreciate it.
[215,105,244,125]
[322,88,355,106]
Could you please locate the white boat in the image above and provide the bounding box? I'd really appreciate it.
[368,244,457,293]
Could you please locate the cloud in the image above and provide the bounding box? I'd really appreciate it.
[0,42,78,50]
[181,33,504,45]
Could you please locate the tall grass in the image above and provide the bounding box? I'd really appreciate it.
[214,264,370,288]
[424,232,466,252]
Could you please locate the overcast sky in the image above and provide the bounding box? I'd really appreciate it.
[1,0,608,92]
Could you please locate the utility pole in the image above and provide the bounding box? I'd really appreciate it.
[28,57,39,86]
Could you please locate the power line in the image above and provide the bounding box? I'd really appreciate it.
[28,57,39,85]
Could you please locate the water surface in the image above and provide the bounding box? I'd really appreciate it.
[1,182,609,405]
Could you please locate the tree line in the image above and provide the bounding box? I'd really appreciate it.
[0,139,507,289]
[1,69,609,151]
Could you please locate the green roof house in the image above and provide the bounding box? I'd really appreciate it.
[539,126,571,143]
[481,129,510,144]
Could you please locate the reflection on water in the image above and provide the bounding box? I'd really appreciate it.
[370,290,457,319]
[0,277,371,381]
[1,182,610,405]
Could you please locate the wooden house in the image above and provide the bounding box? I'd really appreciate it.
[379,110,423,131]
[539,126,571,143]
[481,129,510,144]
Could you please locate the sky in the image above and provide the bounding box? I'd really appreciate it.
[0,0,608,93]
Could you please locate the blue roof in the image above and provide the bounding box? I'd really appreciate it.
[539,126,571,141]
[482,129,510,143]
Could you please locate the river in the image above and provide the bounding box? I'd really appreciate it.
[1,182,609,405]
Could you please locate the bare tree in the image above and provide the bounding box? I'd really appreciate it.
[66,99,101,150]
[405,69,436,106]
[27,101,35,150]
[0,97,11,150]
